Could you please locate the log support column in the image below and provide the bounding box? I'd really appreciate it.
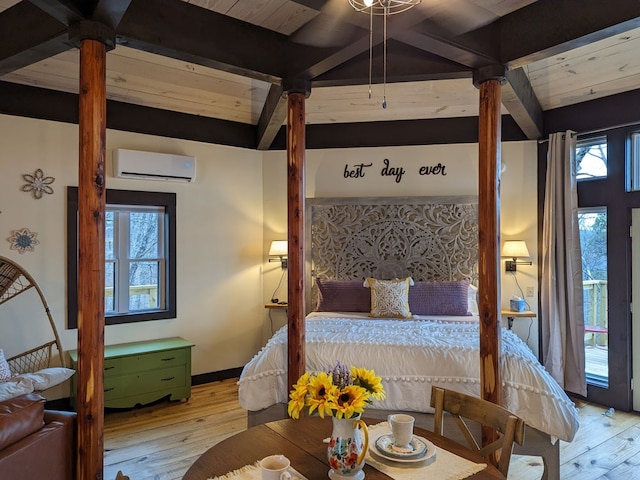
[285,79,311,390]
[474,65,505,457]
[70,20,115,480]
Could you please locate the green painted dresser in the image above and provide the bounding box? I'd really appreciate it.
[68,337,195,408]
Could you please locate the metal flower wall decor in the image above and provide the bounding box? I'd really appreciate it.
[7,228,40,254]
[21,168,55,199]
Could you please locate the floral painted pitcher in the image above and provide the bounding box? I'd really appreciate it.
[327,415,369,480]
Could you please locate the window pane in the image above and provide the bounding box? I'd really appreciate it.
[579,209,608,386]
[576,137,607,180]
[67,188,175,328]
[105,211,115,260]
[129,211,160,259]
[105,261,115,313]
[129,261,159,311]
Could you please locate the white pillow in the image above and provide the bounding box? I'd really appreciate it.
[0,349,12,382]
[0,376,35,401]
[21,367,75,391]
[468,284,479,315]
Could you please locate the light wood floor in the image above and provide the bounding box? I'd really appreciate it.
[104,378,640,480]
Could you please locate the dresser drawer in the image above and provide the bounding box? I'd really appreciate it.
[103,348,188,377]
[104,365,187,401]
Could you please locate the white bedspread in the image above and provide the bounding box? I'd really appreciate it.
[238,315,580,443]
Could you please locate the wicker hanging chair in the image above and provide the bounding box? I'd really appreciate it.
[0,256,66,373]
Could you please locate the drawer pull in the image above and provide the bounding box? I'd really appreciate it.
[161,357,176,361]
[161,376,175,382]
[104,366,115,371]
[104,387,114,392]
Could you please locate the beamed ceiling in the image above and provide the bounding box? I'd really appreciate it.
[0,0,638,150]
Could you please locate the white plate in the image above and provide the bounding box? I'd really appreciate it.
[370,435,437,464]
[375,434,428,459]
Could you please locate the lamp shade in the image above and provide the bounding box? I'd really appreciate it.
[269,240,288,257]
[502,240,530,259]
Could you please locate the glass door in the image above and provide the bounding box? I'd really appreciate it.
[571,127,638,410]
[632,209,640,411]
[579,209,608,385]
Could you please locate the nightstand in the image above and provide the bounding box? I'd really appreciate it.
[501,309,536,329]
[265,302,288,309]
[265,302,287,334]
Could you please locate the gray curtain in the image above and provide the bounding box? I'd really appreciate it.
[541,131,587,396]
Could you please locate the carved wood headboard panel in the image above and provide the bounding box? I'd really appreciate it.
[305,196,479,310]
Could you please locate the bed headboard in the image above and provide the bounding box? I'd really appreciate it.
[305,196,479,310]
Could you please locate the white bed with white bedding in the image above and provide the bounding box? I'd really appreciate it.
[242,196,579,479]
[238,312,579,444]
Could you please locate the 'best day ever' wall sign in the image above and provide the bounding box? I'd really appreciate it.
[344,158,447,183]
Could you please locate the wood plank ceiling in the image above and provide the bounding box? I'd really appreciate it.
[0,0,638,150]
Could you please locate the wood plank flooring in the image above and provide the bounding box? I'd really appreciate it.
[104,379,640,480]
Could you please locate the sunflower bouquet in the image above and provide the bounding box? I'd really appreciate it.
[287,361,385,420]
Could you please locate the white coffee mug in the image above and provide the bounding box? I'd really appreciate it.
[387,413,415,448]
[259,454,292,480]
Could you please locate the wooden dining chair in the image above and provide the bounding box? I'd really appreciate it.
[430,385,525,477]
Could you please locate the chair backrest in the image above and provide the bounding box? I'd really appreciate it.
[430,386,525,477]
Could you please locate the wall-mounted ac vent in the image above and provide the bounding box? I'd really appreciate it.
[113,149,196,183]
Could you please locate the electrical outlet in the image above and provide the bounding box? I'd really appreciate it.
[526,286,534,297]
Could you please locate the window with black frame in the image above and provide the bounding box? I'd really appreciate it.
[67,187,176,328]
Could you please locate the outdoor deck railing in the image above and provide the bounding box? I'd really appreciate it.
[583,279,608,347]
[104,285,158,312]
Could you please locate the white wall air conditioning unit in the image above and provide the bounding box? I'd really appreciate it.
[113,149,196,182]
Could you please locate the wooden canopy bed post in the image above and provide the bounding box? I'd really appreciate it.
[70,20,115,480]
[285,80,311,390]
[475,66,506,456]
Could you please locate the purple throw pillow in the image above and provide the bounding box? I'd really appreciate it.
[316,278,371,312]
[409,279,471,316]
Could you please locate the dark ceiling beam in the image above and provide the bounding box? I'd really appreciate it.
[499,0,640,68]
[257,78,310,150]
[292,34,370,80]
[289,0,334,10]
[26,0,84,25]
[4,80,637,151]
[501,67,543,140]
[290,6,500,80]
[92,0,135,29]
[0,2,71,75]
[391,29,495,69]
[392,17,500,69]
[270,115,527,150]
[312,41,471,87]
[0,81,257,149]
[117,0,337,84]
[28,0,134,32]
[544,87,640,138]
[257,84,287,151]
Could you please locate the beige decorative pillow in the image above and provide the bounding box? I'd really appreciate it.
[365,277,412,318]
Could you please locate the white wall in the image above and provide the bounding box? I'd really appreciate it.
[0,113,540,403]
[499,141,539,354]
[263,141,539,355]
[0,114,265,398]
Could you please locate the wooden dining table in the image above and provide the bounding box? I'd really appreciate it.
[183,416,504,479]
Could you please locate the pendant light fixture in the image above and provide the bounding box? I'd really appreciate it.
[348,0,421,109]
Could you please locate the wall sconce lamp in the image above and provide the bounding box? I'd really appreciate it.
[268,240,288,269]
[502,240,532,272]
